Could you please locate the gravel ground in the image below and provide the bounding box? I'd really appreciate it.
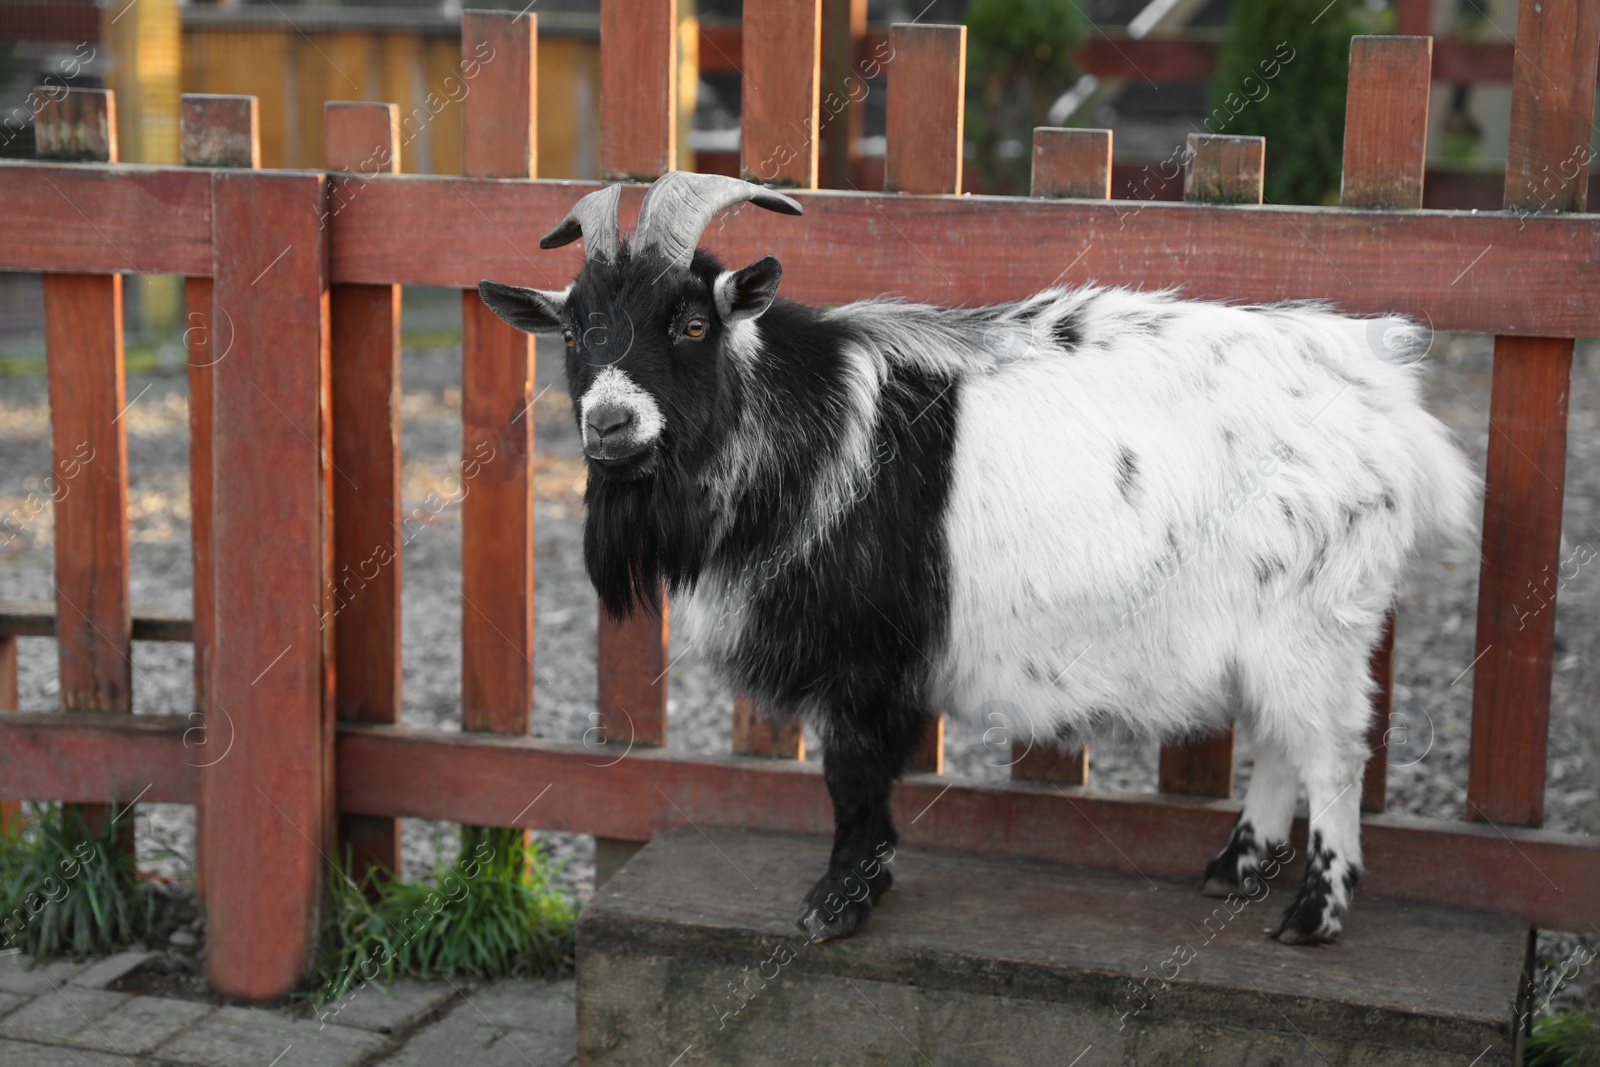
[1,299,1595,998]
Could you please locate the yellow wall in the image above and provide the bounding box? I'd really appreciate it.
[181,26,601,177]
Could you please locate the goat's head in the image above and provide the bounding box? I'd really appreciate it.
[478,173,802,482]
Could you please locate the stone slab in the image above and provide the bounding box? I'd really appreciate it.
[316,978,458,1035]
[0,1040,133,1067]
[90,995,213,1055]
[375,993,577,1067]
[0,993,26,1021]
[157,1004,390,1067]
[460,978,576,1034]
[0,988,127,1047]
[576,827,1533,1067]
[0,956,84,996]
[67,951,155,991]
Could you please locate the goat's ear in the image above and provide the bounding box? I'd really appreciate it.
[476,280,568,334]
[713,256,782,326]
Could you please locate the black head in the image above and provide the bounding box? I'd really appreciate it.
[475,175,800,617]
[477,245,783,480]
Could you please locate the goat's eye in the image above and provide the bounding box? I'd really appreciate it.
[683,318,707,339]
[561,328,576,348]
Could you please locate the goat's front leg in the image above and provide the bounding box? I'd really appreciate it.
[798,705,927,941]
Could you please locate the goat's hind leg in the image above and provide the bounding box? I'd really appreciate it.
[1202,733,1296,898]
[1272,725,1366,945]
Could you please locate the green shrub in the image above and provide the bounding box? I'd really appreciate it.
[1208,0,1359,205]
[308,827,576,1010]
[0,804,147,959]
[1528,1008,1600,1066]
[964,0,1088,194]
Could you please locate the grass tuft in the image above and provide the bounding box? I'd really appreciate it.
[307,828,576,1010]
[0,804,147,959]
[1528,1008,1600,1067]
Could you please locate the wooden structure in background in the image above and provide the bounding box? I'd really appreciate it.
[2,1,1598,1002]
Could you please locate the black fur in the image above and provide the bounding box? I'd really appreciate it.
[1115,445,1140,504]
[497,242,960,938]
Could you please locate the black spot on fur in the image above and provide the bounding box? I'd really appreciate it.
[1254,557,1285,585]
[1278,500,1295,524]
[1050,311,1084,350]
[1115,446,1140,504]
[1382,492,1397,512]
[1288,385,1307,400]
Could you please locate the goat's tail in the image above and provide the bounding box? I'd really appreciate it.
[1405,404,1481,555]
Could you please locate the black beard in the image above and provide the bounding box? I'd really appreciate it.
[583,452,714,620]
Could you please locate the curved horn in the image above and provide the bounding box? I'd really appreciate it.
[633,172,802,269]
[538,184,623,261]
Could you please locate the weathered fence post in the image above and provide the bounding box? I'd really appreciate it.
[1337,36,1433,812]
[726,0,824,762]
[591,0,677,883]
[884,22,966,775]
[1008,126,1113,786]
[37,87,134,851]
[600,0,678,180]
[458,10,541,874]
[1154,132,1265,799]
[201,168,331,1000]
[1468,0,1599,827]
[740,0,821,186]
[325,100,405,886]
[818,0,867,189]
[180,92,260,902]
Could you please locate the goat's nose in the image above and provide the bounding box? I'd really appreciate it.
[586,403,634,441]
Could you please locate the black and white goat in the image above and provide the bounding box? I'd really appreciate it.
[479,173,1477,945]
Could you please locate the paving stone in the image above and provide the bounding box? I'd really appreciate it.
[493,1027,577,1066]
[0,956,84,996]
[0,1039,133,1067]
[0,993,27,1021]
[374,1000,499,1066]
[315,978,457,1034]
[158,1005,390,1067]
[88,996,213,1055]
[461,978,576,1035]
[0,988,128,1047]
[67,952,155,991]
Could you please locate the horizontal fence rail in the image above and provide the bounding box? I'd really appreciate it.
[1,0,1598,1003]
[6,163,1600,338]
[1,713,1595,932]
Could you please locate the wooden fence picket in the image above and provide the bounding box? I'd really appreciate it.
[200,169,332,1000]
[1008,126,1113,787]
[180,92,260,900]
[325,100,406,884]
[1336,36,1433,812]
[1154,133,1264,799]
[37,88,133,854]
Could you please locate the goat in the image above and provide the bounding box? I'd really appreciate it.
[478,172,1478,945]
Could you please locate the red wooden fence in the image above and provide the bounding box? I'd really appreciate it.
[2,2,1598,1002]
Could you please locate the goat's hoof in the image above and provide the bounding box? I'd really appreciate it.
[1200,858,1264,899]
[1270,889,1341,946]
[796,867,891,942]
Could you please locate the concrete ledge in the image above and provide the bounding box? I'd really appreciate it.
[576,827,1532,1066]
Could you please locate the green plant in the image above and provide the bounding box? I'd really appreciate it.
[1528,1008,1600,1066]
[1208,0,1359,205]
[0,804,147,959]
[964,0,1088,194]
[308,828,576,1009]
